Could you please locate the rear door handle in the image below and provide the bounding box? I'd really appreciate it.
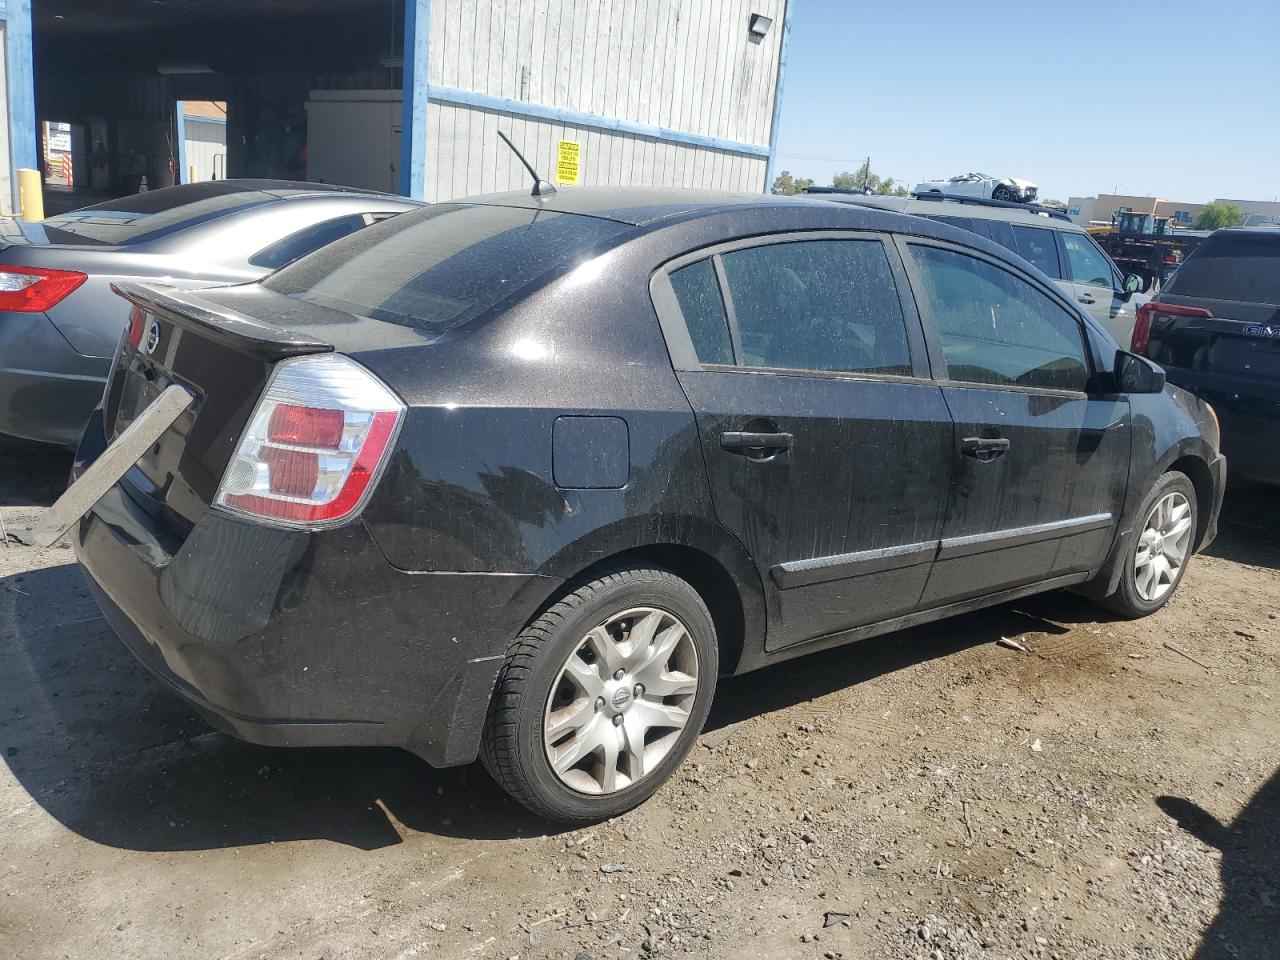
[1077,292,1097,304]
[720,431,794,459]
[961,436,1011,462]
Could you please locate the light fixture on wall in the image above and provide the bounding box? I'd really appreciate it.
[156,60,214,75]
[748,14,773,40]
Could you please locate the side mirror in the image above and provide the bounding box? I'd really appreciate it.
[1123,273,1144,295]
[1115,350,1166,394]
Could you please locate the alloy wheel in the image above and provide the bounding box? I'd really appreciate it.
[1134,491,1193,602]
[543,607,699,795]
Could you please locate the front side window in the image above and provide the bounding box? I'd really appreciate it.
[908,245,1089,392]
[717,239,912,376]
[1010,225,1060,278]
[1061,232,1115,288]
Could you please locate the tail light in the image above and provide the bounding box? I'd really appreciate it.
[1132,301,1213,355]
[125,305,146,349]
[0,265,87,312]
[215,354,405,528]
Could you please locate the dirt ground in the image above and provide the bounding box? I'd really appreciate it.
[1,434,1276,960]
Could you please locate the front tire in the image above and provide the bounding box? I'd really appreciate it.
[481,566,718,824]
[1100,471,1198,618]
[992,184,1018,202]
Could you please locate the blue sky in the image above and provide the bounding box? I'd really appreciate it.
[771,0,1279,204]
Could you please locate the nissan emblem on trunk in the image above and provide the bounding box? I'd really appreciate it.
[143,320,161,355]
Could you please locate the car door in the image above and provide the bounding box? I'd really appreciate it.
[1058,229,1138,343]
[651,232,954,651]
[897,237,1131,608]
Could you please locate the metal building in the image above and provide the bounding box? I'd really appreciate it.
[0,0,791,215]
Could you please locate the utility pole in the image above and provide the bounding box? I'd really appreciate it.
[859,156,871,191]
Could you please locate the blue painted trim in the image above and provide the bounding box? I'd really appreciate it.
[399,0,430,198]
[427,85,771,158]
[175,103,189,184]
[764,0,793,192]
[5,0,36,212]
[0,2,9,20]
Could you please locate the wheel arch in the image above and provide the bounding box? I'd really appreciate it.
[529,517,767,678]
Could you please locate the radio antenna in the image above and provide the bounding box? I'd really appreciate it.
[498,130,556,197]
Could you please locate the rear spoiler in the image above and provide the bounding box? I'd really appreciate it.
[111,281,332,361]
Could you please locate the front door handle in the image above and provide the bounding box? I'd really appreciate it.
[1077,292,1097,304]
[961,436,1011,462]
[720,431,794,460]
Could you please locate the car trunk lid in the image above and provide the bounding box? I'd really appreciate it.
[103,282,338,534]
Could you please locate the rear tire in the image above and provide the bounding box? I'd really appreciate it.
[1099,471,1198,619]
[481,566,718,825]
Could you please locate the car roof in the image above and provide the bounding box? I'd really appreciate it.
[458,186,818,226]
[821,193,1084,232]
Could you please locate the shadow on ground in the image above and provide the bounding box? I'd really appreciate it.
[0,435,72,508]
[1205,482,1280,570]
[1159,769,1280,960]
[2,553,1098,854]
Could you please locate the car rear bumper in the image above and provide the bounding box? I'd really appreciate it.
[72,411,561,766]
[1164,370,1280,482]
[0,311,108,446]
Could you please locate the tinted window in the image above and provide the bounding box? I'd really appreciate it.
[909,245,1088,392]
[263,204,631,335]
[249,214,371,270]
[1010,225,1060,278]
[986,220,1018,255]
[1061,232,1115,288]
[669,259,733,364]
[1163,232,1280,304]
[931,215,979,235]
[719,239,911,376]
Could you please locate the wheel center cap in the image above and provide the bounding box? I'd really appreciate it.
[609,685,632,712]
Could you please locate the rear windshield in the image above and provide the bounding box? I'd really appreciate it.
[1164,232,1280,304]
[262,203,632,335]
[40,182,277,245]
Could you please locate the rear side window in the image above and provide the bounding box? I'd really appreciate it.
[263,204,631,335]
[931,215,979,236]
[668,259,734,364]
[909,245,1088,392]
[1010,225,1061,278]
[986,220,1018,254]
[1163,232,1280,304]
[718,239,911,376]
[249,214,372,270]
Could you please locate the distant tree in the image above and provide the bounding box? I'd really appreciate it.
[771,170,815,195]
[1193,203,1245,230]
[1039,198,1067,210]
[831,164,908,197]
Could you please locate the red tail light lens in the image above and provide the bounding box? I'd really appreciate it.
[0,265,87,312]
[215,355,405,528]
[1132,301,1213,355]
[125,305,146,348]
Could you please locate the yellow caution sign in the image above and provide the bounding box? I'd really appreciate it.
[556,140,581,186]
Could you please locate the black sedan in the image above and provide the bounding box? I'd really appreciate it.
[64,187,1225,824]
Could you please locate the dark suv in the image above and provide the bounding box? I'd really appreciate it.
[71,188,1225,824]
[1133,228,1280,482]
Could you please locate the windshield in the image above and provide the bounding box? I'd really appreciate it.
[262,203,633,335]
[40,182,278,245]
[1163,232,1280,305]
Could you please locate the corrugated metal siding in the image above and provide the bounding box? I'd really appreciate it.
[429,0,783,146]
[426,102,766,203]
[423,0,784,202]
[182,117,226,182]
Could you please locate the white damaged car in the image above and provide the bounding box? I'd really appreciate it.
[913,172,1038,203]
